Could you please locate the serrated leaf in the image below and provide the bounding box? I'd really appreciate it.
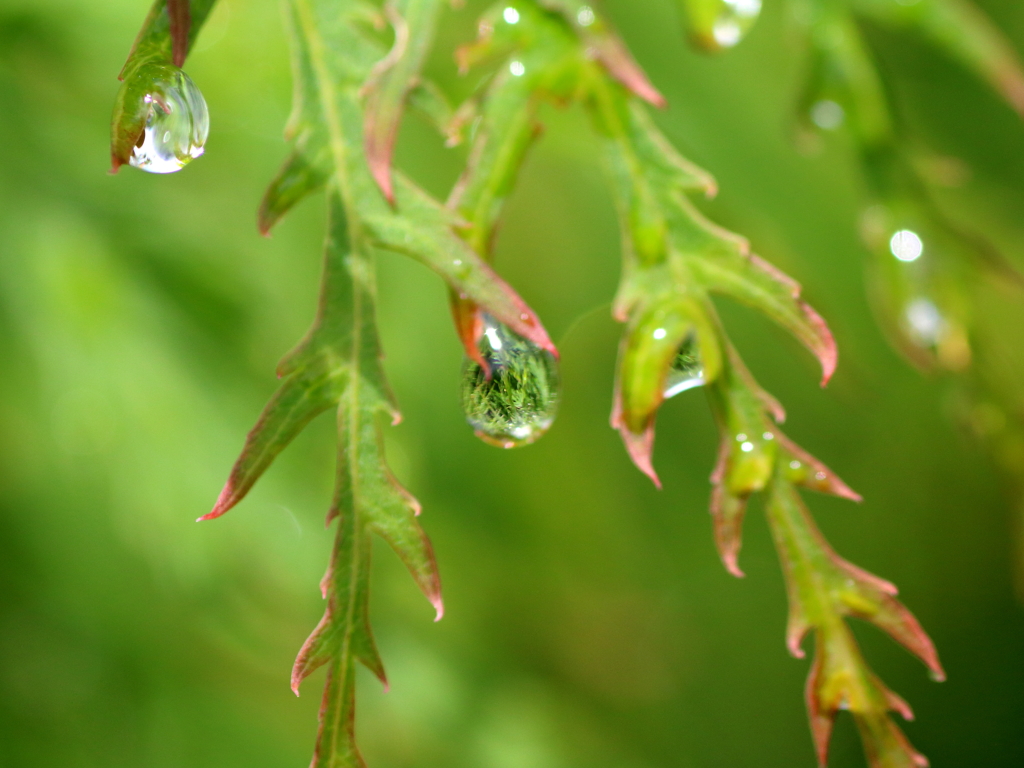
[682,209,837,385]
[538,0,666,107]
[258,142,331,235]
[362,0,446,202]
[201,357,348,521]
[807,623,929,768]
[272,0,557,354]
[766,474,942,767]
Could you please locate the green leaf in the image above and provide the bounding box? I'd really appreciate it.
[766,474,944,767]
[118,0,218,78]
[362,0,446,202]
[852,0,1024,117]
[209,189,441,766]
[538,0,666,106]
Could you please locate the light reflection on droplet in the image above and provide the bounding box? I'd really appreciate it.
[509,60,526,77]
[653,328,667,340]
[503,6,520,24]
[577,5,596,26]
[810,99,845,130]
[736,433,747,442]
[741,441,754,453]
[712,0,762,48]
[762,432,774,441]
[890,229,923,262]
[904,298,945,345]
[815,471,826,481]
[790,460,802,470]
[663,334,704,398]
[484,327,503,351]
[713,21,742,47]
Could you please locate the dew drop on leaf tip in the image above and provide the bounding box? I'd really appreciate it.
[129,69,209,174]
[460,314,560,449]
[664,334,704,398]
[711,0,762,49]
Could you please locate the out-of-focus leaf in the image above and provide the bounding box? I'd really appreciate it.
[853,0,1024,117]
[538,0,666,106]
[258,142,331,235]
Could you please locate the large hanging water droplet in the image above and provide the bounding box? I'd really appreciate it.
[128,69,209,174]
[460,315,560,448]
[664,334,704,398]
[710,0,762,49]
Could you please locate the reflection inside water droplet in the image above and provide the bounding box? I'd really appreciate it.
[712,0,762,48]
[461,314,560,448]
[129,69,209,174]
[664,334,704,398]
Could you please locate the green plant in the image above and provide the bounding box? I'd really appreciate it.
[107,1,1023,766]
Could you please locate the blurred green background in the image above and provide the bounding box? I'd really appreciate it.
[1,0,1023,765]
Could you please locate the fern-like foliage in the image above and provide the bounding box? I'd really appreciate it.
[777,0,1024,597]
[110,1,952,766]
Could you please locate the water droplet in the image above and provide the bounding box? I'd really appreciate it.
[903,297,945,346]
[762,432,774,441]
[503,6,520,24]
[509,60,526,77]
[576,5,596,26]
[664,334,705,398]
[461,314,560,448]
[789,460,802,470]
[129,69,209,174]
[741,441,754,453]
[814,471,826,481]
[711,0,762,49]
[735,433,747,442]
[810,99,845,130]
[890,229,924,262]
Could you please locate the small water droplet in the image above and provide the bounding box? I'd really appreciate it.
[503,6,520,24]
[129,68,209,174]
[814,471,826,481]
[736,433,747,442]
[903,297,946,346]
[509,60,526,77]
[711,0,761,48]
[762,432,774,441]
[461,314,560,448]
[741,441,754,453]
[664,334,704,398]
[810,99,845,130]
[576,5,596,26]
[789,460,802,470]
